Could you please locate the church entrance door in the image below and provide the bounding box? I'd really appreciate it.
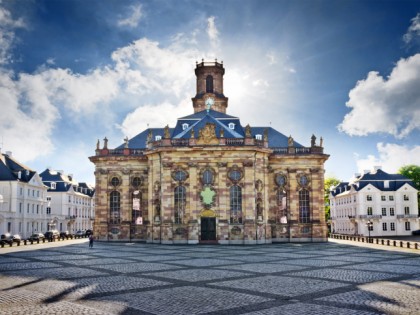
[201,217,216,242]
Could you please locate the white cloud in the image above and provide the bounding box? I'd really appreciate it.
[207,16,220,50]
[117,4,143,28]
[111,38,198,97]
[403,13,420,44]
[0,70,58,160]
[355,143,420,175]
[118,100,191,138]
[0,5,25,65]
[338,54,420,138]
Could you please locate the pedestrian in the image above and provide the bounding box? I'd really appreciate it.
[89,234,94,248]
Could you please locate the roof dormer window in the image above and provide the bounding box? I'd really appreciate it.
[384,180,389,188]
[255,134,262,140]
[182,123,189,130]
[155,135,162,141]
[51,182,56,190]
[228,123,235,130]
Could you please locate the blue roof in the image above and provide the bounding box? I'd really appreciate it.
[117,109,304,149]
[0,153,35,182]
[331,169,416,196]
[39,169,95,196]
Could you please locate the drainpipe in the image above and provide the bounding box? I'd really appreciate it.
[254,152,257,244]
[159,152,162,244]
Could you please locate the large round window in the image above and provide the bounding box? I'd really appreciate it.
[228,169,242,181]
[132,176,142,187]
[202,169,214,185]
[275,174,286,187]
[299,175,309,186]
[173,170,187,182]
[110,177,120,187]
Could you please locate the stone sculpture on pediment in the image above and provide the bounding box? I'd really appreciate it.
[245,124,252,138]
[197,123,219,145]
[164,125,170,139]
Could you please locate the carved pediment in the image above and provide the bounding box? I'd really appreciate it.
[197,123,219,145]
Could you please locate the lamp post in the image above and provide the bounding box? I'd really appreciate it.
[366,220,373,243]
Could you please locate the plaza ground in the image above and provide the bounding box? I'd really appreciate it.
[0,239,419,315]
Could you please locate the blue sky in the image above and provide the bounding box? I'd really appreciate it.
[0,0,419,184]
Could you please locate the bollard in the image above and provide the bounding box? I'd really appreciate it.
[415,243,418,250]
[407,242,410,249]
[400,241,403,248]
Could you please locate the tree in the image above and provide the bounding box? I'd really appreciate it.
[398,165,420,213]
[324,177,341,222]
[398,165,420,190]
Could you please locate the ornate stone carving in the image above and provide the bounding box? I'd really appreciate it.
[200,186,216,208]
[245,124,252,137]
[197,123,218,145]
[288,135,294,147]
[164,125,170,139]
[231,226,241,235]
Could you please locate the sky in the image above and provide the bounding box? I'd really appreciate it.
[0,0,419,185]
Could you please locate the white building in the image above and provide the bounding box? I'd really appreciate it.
[39,169,95,234]
[330,167,419,237]
[0,151,49,238]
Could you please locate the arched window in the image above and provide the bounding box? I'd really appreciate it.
[174,186,186,224]
[230,185,242,224]
[277,189,287,223]
[299,189,310,223]
[206,75,214,93]
[109,191,120,224]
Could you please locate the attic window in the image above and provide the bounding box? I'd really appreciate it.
[51,182,56,190]
[255,134,262,140]
[182,123,189,130]
[384,180,389,188]
[155,135,162,141]
[228,123,235,130]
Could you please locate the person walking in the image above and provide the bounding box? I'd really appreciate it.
[89,234,94,248]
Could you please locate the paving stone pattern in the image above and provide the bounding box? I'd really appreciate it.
[0,242,419,314]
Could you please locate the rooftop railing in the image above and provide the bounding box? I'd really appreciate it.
[95,141,324,156]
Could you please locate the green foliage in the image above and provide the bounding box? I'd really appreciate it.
[399,165,420,213]
[398,165,420,190]
[324,177,341,221]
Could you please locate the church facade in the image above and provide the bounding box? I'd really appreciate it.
[89,60,329,244]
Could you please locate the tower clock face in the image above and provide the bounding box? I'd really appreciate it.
[205,97,215,108]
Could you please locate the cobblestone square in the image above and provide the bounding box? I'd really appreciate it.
[0,239,419,314]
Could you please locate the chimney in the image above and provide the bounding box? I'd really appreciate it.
[363,170,370,174]
[5,151,12,157]
[354,173,361,178]
[373,165,382,172]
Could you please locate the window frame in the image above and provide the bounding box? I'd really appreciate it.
[230,185,242,224]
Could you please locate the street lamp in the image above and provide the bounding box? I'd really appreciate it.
[366,220,373,243]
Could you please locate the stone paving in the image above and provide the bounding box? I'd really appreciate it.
[0,240,419,314]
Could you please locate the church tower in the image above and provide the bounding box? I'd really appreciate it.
[192,59,229,113]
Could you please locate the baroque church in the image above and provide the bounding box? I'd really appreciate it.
[89,60,329,244]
